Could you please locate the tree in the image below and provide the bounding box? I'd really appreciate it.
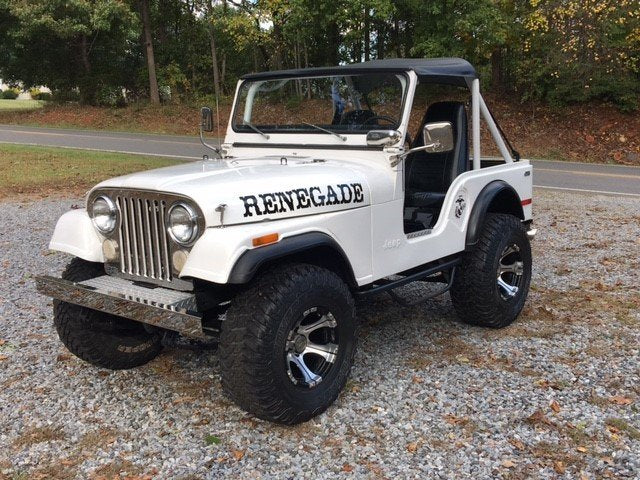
[139,0,160,104]
[0,0,137,104]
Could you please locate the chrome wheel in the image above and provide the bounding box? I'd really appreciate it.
[285,307,339,388]
[497,243,524,300]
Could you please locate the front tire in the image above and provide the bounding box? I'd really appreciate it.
[219,263,356,424]
[53,258,163,370]
[450,214,532,328]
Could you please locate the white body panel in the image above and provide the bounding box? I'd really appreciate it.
[181,205,373,285]
[49,210,105,263]
[48,68,533,288]
[371,161,531,279]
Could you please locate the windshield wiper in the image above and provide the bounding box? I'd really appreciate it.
[244,122,270,140]
[302,122,346,142]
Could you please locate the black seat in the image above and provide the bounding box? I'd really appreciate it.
[405,102,469,209]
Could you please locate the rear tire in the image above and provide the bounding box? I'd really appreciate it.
[451,214,531,328]
[53,257,163,370]
[219,263,356,424]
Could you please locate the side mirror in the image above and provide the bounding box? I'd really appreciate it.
[422,121,454,153]
[366,129,402,147]
[200,106,214,132]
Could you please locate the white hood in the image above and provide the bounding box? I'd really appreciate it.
[93,156,373,227]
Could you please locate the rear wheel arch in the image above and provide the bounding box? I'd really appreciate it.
[465,180,524,250]
[227,232,357,288]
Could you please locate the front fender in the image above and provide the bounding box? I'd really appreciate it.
[180,208,370,285]
[49,209,105,262]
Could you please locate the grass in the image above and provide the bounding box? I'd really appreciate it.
[0,99,44,111]
[0,144,184,198]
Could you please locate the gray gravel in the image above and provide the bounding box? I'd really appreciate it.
[1,190,638,479]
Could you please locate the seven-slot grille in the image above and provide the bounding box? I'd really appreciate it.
[115,194,173,283]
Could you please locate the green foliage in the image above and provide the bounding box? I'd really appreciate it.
[29,88,52,101]
[0,0,637,110]
[204,434,221,446]
[95,85,125,107]
[1,88,19,99]
[50,89,80,103]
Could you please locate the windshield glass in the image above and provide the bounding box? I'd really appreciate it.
[233,73,407,135]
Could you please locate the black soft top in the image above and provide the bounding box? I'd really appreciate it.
[241,58,476,87]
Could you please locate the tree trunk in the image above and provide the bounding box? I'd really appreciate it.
[328,21,340,65]
[304,41,311,99]
[491,48,502,89]
[221,53,227,91]
[209,25,221,99]
[394,19,401,57]
[376,20,384,59]
[363,4,370,61]
[78,34,96,105]
[140,0,160,104]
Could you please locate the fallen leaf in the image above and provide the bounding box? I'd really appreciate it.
[526,409,554,427]
[550,400,561,413]
[509,439,525,451]
[0,339,5,346]
[232,449,245,461]
[342,463,353,473]
[610,396,632,405]
[406,442,418,453]
[576,446,587,453]
[57,353,71,362]
[554,461,566,474]
[502,459,516,468]
[443,414,468,426]
[411,376,423,384]
[585,135,595,144]
[0,354,8,361]
[606,425,620,434]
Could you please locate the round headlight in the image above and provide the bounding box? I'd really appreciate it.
[167,203,198,244]
[91,195,117,234]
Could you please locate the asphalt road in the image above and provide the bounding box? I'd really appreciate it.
[1,124,638,197]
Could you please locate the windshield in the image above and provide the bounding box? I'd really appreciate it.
[233,73,407,135]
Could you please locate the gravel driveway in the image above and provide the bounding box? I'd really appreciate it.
[1,190,638,479]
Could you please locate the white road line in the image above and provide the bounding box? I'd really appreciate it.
[534,185,640,198]
[535,167,640,180]
[0,128,203,145]
[0,141,201,160]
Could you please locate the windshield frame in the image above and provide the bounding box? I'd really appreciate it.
[230,71,411,137]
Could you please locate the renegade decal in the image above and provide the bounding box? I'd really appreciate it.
[240,183,364,217]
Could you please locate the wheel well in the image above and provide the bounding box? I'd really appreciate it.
[227,232,357,287]
[487,188,524,219]
[253,245,356,288]
[465,180,524,249]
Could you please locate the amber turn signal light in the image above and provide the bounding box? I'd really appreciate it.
[252,233,279,247]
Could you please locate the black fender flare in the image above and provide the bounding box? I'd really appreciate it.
[227,231,356,284]
[465,180,524,249]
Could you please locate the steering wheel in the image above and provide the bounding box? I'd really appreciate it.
[363,115,399,129]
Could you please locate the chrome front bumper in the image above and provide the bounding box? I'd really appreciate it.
[35,274,205,339]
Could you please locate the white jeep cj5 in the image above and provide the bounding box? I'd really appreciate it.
[37,58,535,424]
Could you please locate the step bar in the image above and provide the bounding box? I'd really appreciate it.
[35,275,205,339]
